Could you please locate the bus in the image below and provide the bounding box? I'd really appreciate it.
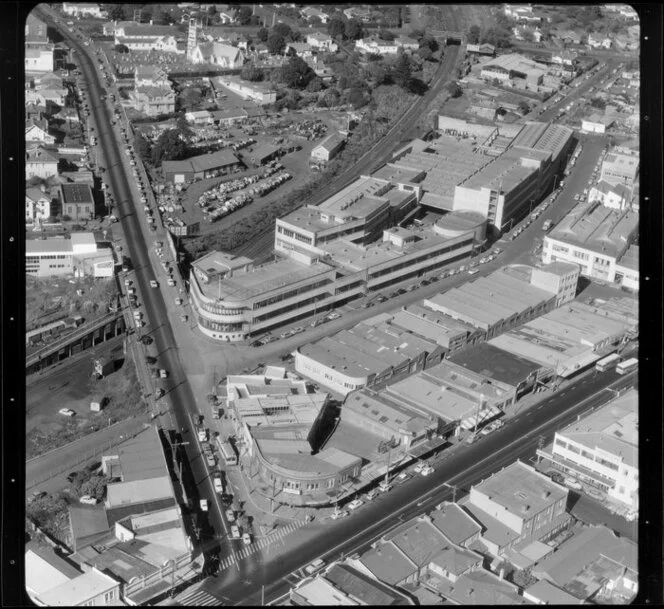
[595,354,621,372]
[217,438,238,466]
[616,358,638,375]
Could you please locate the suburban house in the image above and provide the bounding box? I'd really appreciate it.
[355,37,399,55]
[588,32,612,49]
[300,7,329,23]
[134,65,170,88]
[551,50,577,68]
[26,187,52,223]
[557,30,582,46]
[25,121,55,145]
[191,42,245,68]
[286,42,313,58]
[306,31,338,52]
[26,147,59,179]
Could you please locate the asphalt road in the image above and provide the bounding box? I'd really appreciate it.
[36,5,250,581]
[201,369,636,605]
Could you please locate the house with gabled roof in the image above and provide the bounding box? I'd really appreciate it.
[306,31,338,52]
[26,120,55,145]
[26,146,59,179]
[191,41,245,68]
[26,187,52,222]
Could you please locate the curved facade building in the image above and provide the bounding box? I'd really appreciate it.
[435,210,487,242]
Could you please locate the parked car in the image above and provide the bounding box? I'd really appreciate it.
[396,471,410,484]
[347,499,364,510]
[563,476,583,491]
[213,476,223,493]
[150,280,158,288]
[420,466,434,476]
[159,369,168,379]
[331,509,349,520]
[205,454,215,467]
[242,532,252,546]
[365,489,378,501]
[29,491,48,502]
[225,509,235,522]
[304,559,325,575]
[468,268,480,275]
[230,525,241,539]
[200,499,209,511]
[58,408,75,417]
[219,493,233,506]
[79,495,98,505]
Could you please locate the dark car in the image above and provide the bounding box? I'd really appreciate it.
[67,472,79,483]
[219,493,233,506]
[551,472,565,485]
[140,335,153,346]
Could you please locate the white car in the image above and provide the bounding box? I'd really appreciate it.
[468,268,480,275]
[79,495,98,505]
[304,559,325,575]
[150,280,158,288]
[159,369,168,379]
[167,279,176,287]
[414,462,425,473]
[347,499,364,510]
[365,489,378,501]
[200,499,209,511]
[420,466,434,476]
[205,454,216,467]
[242,533,252,546]
[225,509,235,522]
[331,510,349,520]
[230,525,241,539]
[213,476,223,493]
[563,477,583,491]
[59,408,75,417]
[396,471,409,483]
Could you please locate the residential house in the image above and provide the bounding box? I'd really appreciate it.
[557,30,582,46]
[35,72,63,89]
[551,50,577,68]
[26,187,52,222]
[53,106,81,124]
[33,87,68,107]
[588,32,612,49]
[191,42,246,68]
[300,7,329,24]
[25,120,55,145]
[132,85,176,117]
[134,65,170,88]
[25,47,54,73]
[343,7,372,22]
[395,35,419,51]
[25,13,50,46]
[286,42,313,58]
[355,37,399,55]
[209,107,249,126]
[26,146,59,179]
[306,31,338,53]
[26,102,47,122]
[184,110,213,126]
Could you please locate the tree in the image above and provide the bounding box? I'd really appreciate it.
[348,87,367,109]
[256,26,269,42]
[392,53,412,90]
[176,114,194,139]
[378,29,396,41]
[267,32,286,55]
[345,18,363,40]
[273,22,292,40]
[447,81,463,98]
[419,35,439,52]
[153,8,175,25]
[518,100,530,114]
[306,76,323,92]
[107,4,125,21]
[151,129,189,165]
[418,46,433,61]
[590,97,606,109]
[468,24,481,44]
[80,475,109,501]
[327,16,347,39]
[134,132,151,161]
[114,44,129,54]
[279,56,315,89]
[236,6,253,26]
[241,65,264,82]
[319,87,341,108]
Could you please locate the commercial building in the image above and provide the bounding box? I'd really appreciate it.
[581,113,613,134]
[588,180,633,211]
[289,563,414,606]
[310,132,346,164]
[537,389,638,509]
[532,525,638,603]
[162,149,242,183]
[61,3,107,18]
[64,426,196,604]
[210,76,277,105]
[489,299,633,377]
[480,53,546,88]
[224,370,364,505]
[542,201,638,287]
[460,460,570,564]
[26,232,114,278]
[59,183,95,222]
[599,150,639,188]
[25,47,54,73]
[114,23,183,52]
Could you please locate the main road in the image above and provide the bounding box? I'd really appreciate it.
[200,369,636,604]
[35,5,253,584]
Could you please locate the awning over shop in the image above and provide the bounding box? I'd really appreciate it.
[460,406,502,431]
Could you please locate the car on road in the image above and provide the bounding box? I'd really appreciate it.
[230,525,241,539]
[365,489,378,501]
[563,476,583,491]
[549,472,565,485]
[468,268,480,275]
[304,559,325,575]
[59,408,75,417]
[225,509,235,522]
[396,471,410,484]
[420,466,434,476]
[347,499,364,510]
[378,481,391,493]
[167,279,176,287]
[150,280,158,288]
[331,509,349,520]
[205,454,216,467]
[159,369,168,379]
[242,533,252,546]
[213,476,223,493]
[29,491,48,502]
[155,388,165,399]
[479,257,488,264]
[414,461,426,473]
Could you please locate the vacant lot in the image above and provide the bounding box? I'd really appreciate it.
[26,343,146,459]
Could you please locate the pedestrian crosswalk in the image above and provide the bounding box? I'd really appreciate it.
[175,586,224,606]
[217,520,306,571]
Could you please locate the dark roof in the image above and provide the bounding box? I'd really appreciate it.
[106,497,177,526]
[68,505,110,552]
[189,149,241,172]
[324,564,411,605]
[60,183,94,205]
[447,342,542,387]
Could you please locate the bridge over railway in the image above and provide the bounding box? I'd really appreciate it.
[26,311,127,374]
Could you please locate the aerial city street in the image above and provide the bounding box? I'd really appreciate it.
[24,3,643,606]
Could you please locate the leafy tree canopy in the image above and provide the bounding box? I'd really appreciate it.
[279,56,315,89]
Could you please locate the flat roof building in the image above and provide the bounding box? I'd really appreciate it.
[600,150,639,188]
[480,53,546,87]
[538,389,638,509]
[543,201,638,286]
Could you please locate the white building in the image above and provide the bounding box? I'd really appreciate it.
[542,202,638,287]
[355,37,399,55]
[210,76,276,105]
[26,147,59,179]
[538,389,638,510]
[600,150,639,188]
[588,180,633,211]
[25,122,55,145]
[25,47,54,73]
[310,132,345,163]
[191,42,245,68]
[61,3,107,19]
[26,187,52,223]
[581,113,612,134]
[306,32,338,52]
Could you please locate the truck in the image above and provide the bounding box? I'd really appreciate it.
[542,220,553,231]
[615,358,638,375]
[595,353,621,372]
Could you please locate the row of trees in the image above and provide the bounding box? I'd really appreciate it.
[467,12,514,49]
